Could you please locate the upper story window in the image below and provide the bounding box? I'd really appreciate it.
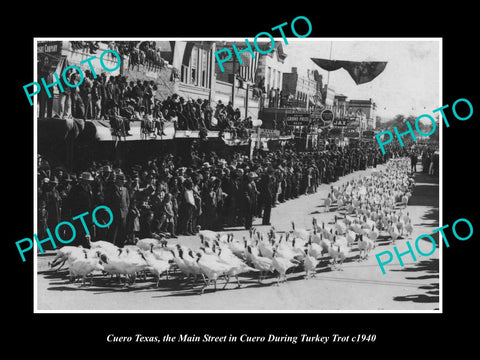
[180,45,212,89]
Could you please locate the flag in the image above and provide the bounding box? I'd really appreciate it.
[311,58,387,85]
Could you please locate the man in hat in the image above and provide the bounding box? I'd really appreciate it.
[80,69,93,119]
[65,172,94,247]
[106,173,130,247]
[202,99,213,130]
[44,176,62,235]
[226,101,235,118]
[92,167,109,240]
[38,66,57,118]
[179,179,196,235]
[258,166,276,225]
[241,171,257,230]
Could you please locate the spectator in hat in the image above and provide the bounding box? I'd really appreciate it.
[38,200,48,242]
[258,166,275,225]
[241,172,257,230]
[59,69,72,119]
[139,209,162,240]
[65,172,94,247]
[223,169,238,226]
[179,179,196,235]
[202,99,213,129]
[70,71,85,119]
[92,78,102,120]
[410,150,418,173]
[226,101,235,118]
[202,179,217,230]
[80,70,93,119]
[126,199,141,244]
[44,176,62,232]
[38,157,51,185]
[154,104,167,136]
[212,177,225,230]
[106,172,130,247]
[160,192,177,238]
[191,175,202,233]
[38,66,56,118]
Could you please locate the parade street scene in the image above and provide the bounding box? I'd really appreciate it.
[35,39,440,311]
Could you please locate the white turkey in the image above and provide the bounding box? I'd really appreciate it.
[67,248,107,286]
[246,245,274,283]
[290,221,310,241]
[357,234,374,260]
[271,249,296,285]
[195,252,231,294]
[303,248,318,279]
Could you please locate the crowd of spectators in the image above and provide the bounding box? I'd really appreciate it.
[37,142,406,249]
[118,41,167,71]
[38,62,255,140]
[417,143,439,175]
[69,41,166,71]
[39,46,254,138]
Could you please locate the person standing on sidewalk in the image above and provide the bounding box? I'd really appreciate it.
[180,179,196,235]
[106,173,130,247]
[258,166,275,225]
[65,172,94,248]
[242,172,258,230]
[410,151,418,173]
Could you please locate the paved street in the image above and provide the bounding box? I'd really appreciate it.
[36,162,440,311]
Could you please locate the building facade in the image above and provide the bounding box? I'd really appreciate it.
[333,94,348,118]
[172,41,216,101]
[282,67,323,109]
[323,85,336,109]
[347,99,377,130]
[254,42,288,109]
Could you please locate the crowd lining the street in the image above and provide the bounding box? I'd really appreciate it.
[36,141,438,251]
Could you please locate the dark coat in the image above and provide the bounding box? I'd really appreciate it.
[241,180,257,211]
[258,174,275,203]
[107,185,130,220]
[67,183,93,217]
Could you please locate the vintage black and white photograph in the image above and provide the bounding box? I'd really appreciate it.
[33,38,441,312]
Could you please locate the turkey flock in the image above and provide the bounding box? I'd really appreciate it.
[47,158,416,295]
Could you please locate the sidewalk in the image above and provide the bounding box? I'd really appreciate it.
[408,164,440,242]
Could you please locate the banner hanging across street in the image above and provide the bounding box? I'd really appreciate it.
[310,58,388,85]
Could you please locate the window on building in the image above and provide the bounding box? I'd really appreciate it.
[201,49,208,88]
[191,68,197,85]
[191,47,198,86]
[181,64,189,83]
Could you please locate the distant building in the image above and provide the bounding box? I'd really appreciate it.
[334,94,348,118]
[347,98,377,130]
[282,67,323,109]
[323,85,336,109]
